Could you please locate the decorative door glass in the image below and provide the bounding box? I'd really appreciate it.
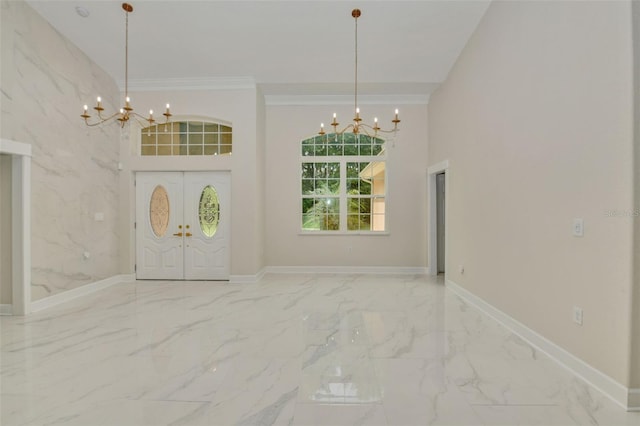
[199,185,220,238]
[149,185,170,237]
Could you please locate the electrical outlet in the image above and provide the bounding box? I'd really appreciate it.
[573,218,584,237]
[573,306,583,325]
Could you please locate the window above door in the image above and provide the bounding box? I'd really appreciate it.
[140,120,232,156]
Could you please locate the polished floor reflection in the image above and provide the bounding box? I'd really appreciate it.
[1,274,638,425]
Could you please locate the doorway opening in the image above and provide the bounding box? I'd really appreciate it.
[436,172,446,274]
[427,161,449,279]
[0,139,32,315]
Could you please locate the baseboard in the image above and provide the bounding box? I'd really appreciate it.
[230,268,266,284]
[230,266,429,283]
[629,389,640,411]
[446,279,632,411]
[265,266,429,275]
[0,304,13,315]
[30,274,135,313]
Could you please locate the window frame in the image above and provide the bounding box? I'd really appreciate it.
[300,133,388,235]
[138,116,232,157]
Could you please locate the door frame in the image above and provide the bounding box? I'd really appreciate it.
[0,139,31,315]
[427,160,449,278]
[134,170,231,280]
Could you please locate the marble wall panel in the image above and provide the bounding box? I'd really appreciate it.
[1,0,121,300]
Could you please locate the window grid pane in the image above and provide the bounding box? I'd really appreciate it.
[141,120,232,156]
[301,162,341,196]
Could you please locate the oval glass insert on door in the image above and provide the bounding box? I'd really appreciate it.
[149,185,170,237]
[199,185,220,238]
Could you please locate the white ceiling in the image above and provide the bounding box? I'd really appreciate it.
[25,0,490,96]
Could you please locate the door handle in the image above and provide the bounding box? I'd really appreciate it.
[185,232,193,237]
[173,232,183,237]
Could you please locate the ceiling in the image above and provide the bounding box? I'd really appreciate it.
[25,0,490,97]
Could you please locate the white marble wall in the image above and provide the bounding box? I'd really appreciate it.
[1,0,121,301]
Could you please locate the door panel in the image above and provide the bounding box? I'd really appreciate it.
[183,172,230,280]
[136,172,184,279]
[136,171,230,280]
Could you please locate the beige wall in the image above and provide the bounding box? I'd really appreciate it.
[1,0,121,301]
[0,154,12,304]
[631,0,640,390]
[120,88,264,276]
[428,0,634,385]
[265,104,428,268]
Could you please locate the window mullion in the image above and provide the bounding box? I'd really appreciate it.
[340,159,347,231]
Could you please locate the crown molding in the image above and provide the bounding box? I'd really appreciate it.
[121,77,256,92]
[264,94,430,106]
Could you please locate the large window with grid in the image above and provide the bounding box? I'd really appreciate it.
[141,120,232,156]
[301,133,386,232]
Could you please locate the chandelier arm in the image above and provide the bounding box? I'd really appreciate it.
[131,112,152,128]
[83,111,122,127]
[356,123,400,136]
[375,128,400,134]
[130,111,169,125]
[330,123,359,135]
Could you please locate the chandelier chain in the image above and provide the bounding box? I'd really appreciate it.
[354,13,358,116]
[125,6,129,99]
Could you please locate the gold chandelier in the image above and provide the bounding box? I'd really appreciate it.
[318,9,400,136]
[81,3,172,128]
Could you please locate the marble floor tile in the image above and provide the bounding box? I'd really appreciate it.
[1,274,639,426]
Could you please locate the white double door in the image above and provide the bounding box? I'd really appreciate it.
[136,171,230,280]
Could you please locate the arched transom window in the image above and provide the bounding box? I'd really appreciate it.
[141,120,232,156]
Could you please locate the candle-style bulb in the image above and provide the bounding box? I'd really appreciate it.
[354,107,362,123]
[84,105,88,111]
[392,108,400,128]
[331,112,339,128]
[149,109,153,115]
[163,103,172,120]
[96,96,101,103]
[123,96,132,111]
